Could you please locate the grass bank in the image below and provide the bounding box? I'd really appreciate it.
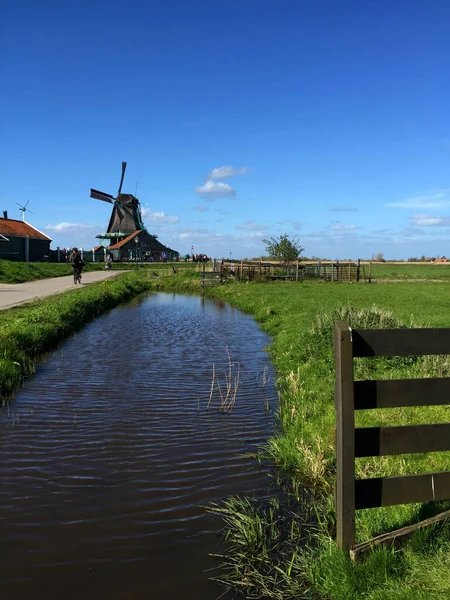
[199,280,450,599]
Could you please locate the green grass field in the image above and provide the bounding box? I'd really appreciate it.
[367,262,450,280]
[204,280,450,599]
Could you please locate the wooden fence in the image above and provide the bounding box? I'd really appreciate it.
[222,260,361,282]
[334,322,450,559]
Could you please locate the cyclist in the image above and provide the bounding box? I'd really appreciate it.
[70,248,84,283]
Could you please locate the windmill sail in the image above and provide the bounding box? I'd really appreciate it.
[117,162,127,195]
[90,189,115,203]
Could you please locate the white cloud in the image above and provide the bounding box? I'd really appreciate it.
[330,207,357,212]
[141,208,179,224]
[208,165,249,180]
[179,228,213,240]
[401,227,426,237]
[409,214,450,227]
[330,222,359,230]
[236,220,269,231]
[46,222,95,232]
[194,180,236,200]
[194,205,208,212]
[386,191,450,209]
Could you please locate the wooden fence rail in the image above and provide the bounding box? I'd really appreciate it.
[221,260,361,282]
[334,322,450,559]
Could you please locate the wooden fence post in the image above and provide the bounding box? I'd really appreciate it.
[357,259,360,282]
[296,260,299,281]
[334,322,355,550]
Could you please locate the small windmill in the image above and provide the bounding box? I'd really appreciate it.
[17,200,33,222]
[90,162,145,239]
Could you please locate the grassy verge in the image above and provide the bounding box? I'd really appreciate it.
[200,280,450,599]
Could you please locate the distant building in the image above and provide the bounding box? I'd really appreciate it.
[107,229,177,262]
[0,214,52,262]
[434,256,448,263]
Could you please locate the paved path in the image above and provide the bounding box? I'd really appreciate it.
[0,271,126,311]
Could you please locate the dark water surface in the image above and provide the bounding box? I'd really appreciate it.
[0,293,277,599]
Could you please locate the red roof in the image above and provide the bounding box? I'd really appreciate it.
[0,218,51,240]
[108,230,142,249]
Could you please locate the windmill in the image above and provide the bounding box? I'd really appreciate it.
[90,162,145,242]
[17,200,33,222]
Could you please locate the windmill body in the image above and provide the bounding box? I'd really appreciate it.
[91,162,145,246]
[91,162,178,262]
[106,193,144,236]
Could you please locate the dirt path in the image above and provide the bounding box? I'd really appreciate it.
[0,271,126,311]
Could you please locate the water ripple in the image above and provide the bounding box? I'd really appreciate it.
[0,293,277,599]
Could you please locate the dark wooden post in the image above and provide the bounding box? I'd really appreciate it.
[334,321,355,550]
[296,260,299,281]
[357,259,360,282]
[259,261,261,279]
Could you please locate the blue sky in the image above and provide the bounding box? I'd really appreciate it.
[2,0,450,259]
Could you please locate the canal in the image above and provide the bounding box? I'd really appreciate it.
[0,293,278,599]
